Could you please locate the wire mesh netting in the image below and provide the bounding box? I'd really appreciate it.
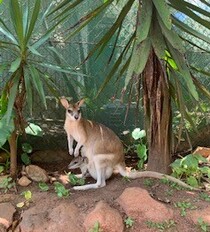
[0,0,142,139]
[1,0,210,144]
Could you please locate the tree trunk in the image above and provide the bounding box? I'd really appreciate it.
[8,131,18,177]
[143,51,172,174]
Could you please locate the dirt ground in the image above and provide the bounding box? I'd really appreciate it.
[1,152,210,232]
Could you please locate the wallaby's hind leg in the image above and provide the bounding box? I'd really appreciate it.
[73,161,106,190]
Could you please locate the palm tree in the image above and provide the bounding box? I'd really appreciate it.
[51,0,210,174]
[0,0,83,176]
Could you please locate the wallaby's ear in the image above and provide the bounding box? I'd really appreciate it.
[60,97,69,109]
[77,98,85,107]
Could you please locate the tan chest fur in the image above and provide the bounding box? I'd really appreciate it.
[64,119,87,144]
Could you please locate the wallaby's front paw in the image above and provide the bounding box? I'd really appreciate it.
[69,148,74,156]
[74,150,79,157]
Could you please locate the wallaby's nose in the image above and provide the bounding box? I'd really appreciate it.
[74,115,79,120]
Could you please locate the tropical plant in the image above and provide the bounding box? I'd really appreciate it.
[54,181,70,198]
[174,200,197,217]
[131,128,147,169]
[197,217,210,232]
[0,0,83,176]
[171,153,210,187]
[124,216,135,228]
[146,219,176,231]
[16,190,33,208]
[0,176,15,193]
[20,142,33,165]
[68,172,85,186]
[50,0,210,174]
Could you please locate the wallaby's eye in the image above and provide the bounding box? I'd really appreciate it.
[67,109,72,114]
[78,109,81,113]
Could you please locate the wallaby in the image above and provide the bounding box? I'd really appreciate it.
[61,97,199,191]
[68,156,89,178]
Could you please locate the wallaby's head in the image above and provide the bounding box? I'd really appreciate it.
[68,156,88,169]
[60,97,85,121]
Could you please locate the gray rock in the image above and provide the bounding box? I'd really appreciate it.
[25,165,49,182]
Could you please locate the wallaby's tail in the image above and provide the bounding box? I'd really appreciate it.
[117,165,200,191]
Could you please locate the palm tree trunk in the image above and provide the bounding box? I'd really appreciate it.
[8,131,18,177]
[143,51,172,174]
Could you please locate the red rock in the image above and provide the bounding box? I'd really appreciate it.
[189,206,210,224]
[20,201,82,232]
[0,202,16,229]
[117,187,173,223]
[84,201,124,232]
[18,176,32,187]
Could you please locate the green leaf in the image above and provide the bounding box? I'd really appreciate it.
[136,144,147,160]
[32,25,55,50]
[0,166,4,174]
[9,0,24,48]
[181,0,210,18]
[6,72,20,123]
[83,0,135,62]
[200,167,210,178]
[200,0,210,7]
[151,17,166,59]
[22,1,29,36]
[124,37,151,89]
[21,190,32,201]
[49,0,84,18]
[24,68,33,115]
[0,89,7,117]
[38,182,49,192]
[193,76,210,101]
[171,70,195,129]
[0,19,18,44]
[186,176,199,187]
[54,182,70,198]
[172,16,210,46]
[132,128,146,140]
[21,153,31,165]
[28,45,43,56]
[22,143,33,153]
[167,42,199,101]
[68,173,85,186]
[25,0,41,44]
[96,33,135,96]
[34,62,85,75]
[165,51,178,70]
[181,155,198,169]
[136,0,153,43]
[169,0,210,30]
[25,123,43,137]
[29,65,47,108]
[9,58,21,73]
[158,15,185,53]
[152,0,171,30]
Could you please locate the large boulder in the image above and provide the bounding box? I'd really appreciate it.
[117,187,174,223]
